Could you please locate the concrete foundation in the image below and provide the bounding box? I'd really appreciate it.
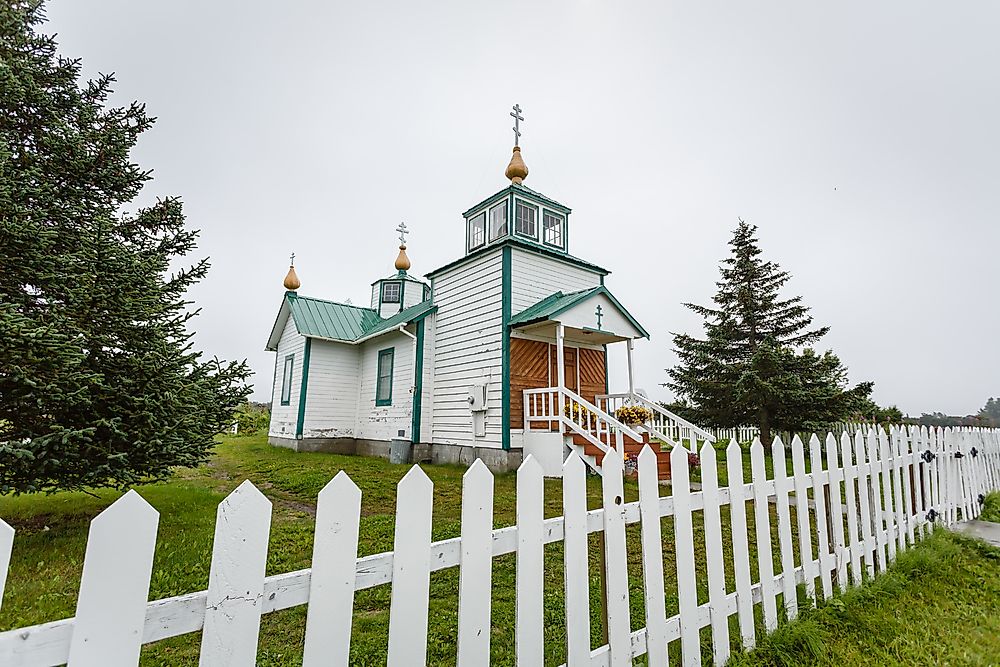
[268,435,524,473]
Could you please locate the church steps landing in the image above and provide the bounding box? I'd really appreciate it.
[566,432,673,480]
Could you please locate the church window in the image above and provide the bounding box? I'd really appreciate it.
[376,348,394,406]
[382,281,401,303]
[543,211,564,248]
[468,211,486,250]
[489,202,508,241]
[280,354,294,406]
[515,200,537,239]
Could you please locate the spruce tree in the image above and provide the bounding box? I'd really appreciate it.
[666,219,872,444]
[0,2,250,494]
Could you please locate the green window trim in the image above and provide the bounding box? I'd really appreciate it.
[468,211,487,252]
[514,199,539,241]
[542,209,565,250]
[381,281,401,304]
[375,347,395,406]
[489,201,509,242]
[295,339,311,438]
[280,354,294,406]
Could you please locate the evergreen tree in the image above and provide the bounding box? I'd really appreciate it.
[666,219,872,444]
[0,2,250,494]
[979,398,1000,427]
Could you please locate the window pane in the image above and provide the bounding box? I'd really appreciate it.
[376,350,393,403]
[382,282,401,303]
[469,212,486,249]
[489,202,507,241]
[515,201,537,238]
[281,355,294,404]
[543,211,564,248]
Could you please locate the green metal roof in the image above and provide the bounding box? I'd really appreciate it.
[509,286,651,339]
[267,294,436,349]
[461,182,571,218]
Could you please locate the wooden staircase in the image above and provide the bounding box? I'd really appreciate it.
[568,431,673,480]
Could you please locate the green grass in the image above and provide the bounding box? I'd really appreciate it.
[728,508,1000,666]
[1,437,998,665]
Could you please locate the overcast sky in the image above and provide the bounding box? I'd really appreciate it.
[43,1,999,417]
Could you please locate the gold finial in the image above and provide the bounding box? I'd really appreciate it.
[394,245,411,271]
[505,146,528,184]
[394,222,411,272]
[283,252,301,291]
[505,104,528,184]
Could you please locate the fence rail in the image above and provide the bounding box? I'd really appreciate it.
[1,426,999,666]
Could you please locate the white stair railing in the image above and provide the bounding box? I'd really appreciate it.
[596,392,716,449]
[524,387,644,461]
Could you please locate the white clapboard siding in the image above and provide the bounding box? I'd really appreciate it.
[457,460,495,666]
[516,456,544,667]
[509,247,602,313]
[68,491,159,667]
[699,442,730,666]
[199,481,272,667]
[672,443,701,666]
[302,340,361,439]
[303,472,361,667]
[839,432,863,588]
[4,426,1000,667]
[387,466,433,667]
[790,436,815,603]
[268,313,306,439]
[562,453,592,667]
[602,449,634,667]
[637,447,669,667]
[726,441,756,649]
[771,439,798,621]
[750,438,778,632]
[0,519,12,615]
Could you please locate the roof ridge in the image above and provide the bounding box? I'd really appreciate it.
[291,293,377,312]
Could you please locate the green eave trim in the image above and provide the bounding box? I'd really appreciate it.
[462,183,571,218]
[411,318,425,443]
[511,285,651,339]
[501,245,512,451]
[295,338,312,438]
[426,236,609,279]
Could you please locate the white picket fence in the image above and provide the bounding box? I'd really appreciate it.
[1,426,999,666]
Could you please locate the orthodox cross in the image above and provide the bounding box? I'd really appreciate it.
[595,304,604,330]
[396,222,409,246]
[510,103,524,146]
[289,252,295,266]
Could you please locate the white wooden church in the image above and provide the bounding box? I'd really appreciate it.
[266,108,712,478]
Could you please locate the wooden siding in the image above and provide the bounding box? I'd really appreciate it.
[510,340,606,429]
[357,330,414,441]
[267,315,306,439]
[418,313,436,443]
[509,247,602,314]
[302,340,361,439]
[430,250,504,449]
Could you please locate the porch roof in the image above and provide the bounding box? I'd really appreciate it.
[509,286,650,339]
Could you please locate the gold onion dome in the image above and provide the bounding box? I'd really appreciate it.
[394,244,411,272]
[283,264,301,291]
[505,146,528,184]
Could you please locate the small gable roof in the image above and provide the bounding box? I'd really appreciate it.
[510,286,650,339]
[266,293,435,350]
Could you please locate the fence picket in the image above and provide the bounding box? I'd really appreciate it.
[853,432,875,580]
[516,455,544,667]
[866,430,888,572]
[750,438,778,632]
[387,466,434,667]
[199,481,272,667]
[809,435,833,600]
[0,519,12,615]
[699,442,730,665]
[790,436,815,603]
[771,439,798,620]
[562,453,592,667]
[457,460,495,666]
[303,472,361,667]
[726,441,755,649]
[601,449,633,666]
[638,447,669,667]
[68,491,159,667]
[877,430,898,564]
[917,427,932,538]
[892,428,911,549]
[896,428,915,547]
[839,432,862,587]
[671,441,700,666]
[929,428,941,528]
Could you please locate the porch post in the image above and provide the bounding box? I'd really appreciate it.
[626,338,635,396]
[556,323,566,390]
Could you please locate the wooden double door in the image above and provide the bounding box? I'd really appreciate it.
[510,338,607,430]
